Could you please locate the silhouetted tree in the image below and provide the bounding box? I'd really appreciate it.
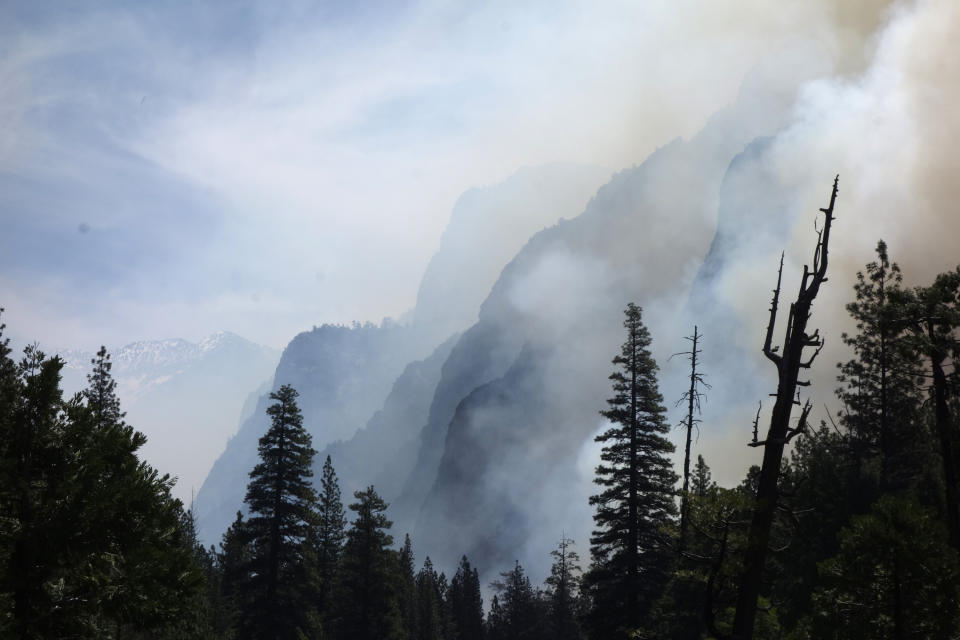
[583,303,677,639]
[315,454,347,618]
[449,555,483,640]
[808,496,960,638]
[899,268,960,549]
[692,454,713,497]
[733,177,838,639]
[674,326,709,552]
[331,486,403,640]
[416,557,449,640]
[544,535,582,640]
[397,534,419,640]
[216,511,252,635]
[240,384,320,638]
[489,561,545,640]
[836,240,924,492]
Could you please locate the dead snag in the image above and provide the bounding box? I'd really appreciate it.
[673,326,709,553]
[731,176,838,639]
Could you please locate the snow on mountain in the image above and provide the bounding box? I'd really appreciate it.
[57,332,280,504]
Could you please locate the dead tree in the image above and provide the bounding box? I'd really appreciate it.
[673,326,709,552]
[731,176,838,639]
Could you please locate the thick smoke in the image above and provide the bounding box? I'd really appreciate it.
[407,0,960,587]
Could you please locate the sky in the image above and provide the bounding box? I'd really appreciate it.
[0,0,904,352]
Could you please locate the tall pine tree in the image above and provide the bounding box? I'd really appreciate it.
[241,384,320,639]
[449,555,484,640]
[332,486,403,640]
[583,303,677,639]
[544,536,582,640]
[836,240,924,491]
[314,454,346,620]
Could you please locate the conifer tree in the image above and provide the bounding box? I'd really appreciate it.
[583,303,677,638]
[544,535,582,640]
[810,496,960,638]
[836,240,924,490]
[73,348,201,635]
[449,555,483,640]
[692,455,713,497]
[486,595,506,640]
[489,561,545,640]
[315,454,347,618]
[217,511,252,635]
[241,384,320,639]
[332,485,403,640]
[1,337,201,637]
[416,557,446,640]
[397,534,419,640]
[2,344,67,637]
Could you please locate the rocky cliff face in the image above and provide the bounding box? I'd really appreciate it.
[399,105,799,582]
[195,164,607,546]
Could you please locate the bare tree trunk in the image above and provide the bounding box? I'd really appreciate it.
[679,326,703,553]
[732,177,838,639]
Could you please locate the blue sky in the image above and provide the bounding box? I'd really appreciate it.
[0,0,925,351]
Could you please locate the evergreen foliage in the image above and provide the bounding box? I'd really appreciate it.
[692,455,713,497]
[5,231,960,638]
[583,303,677,638]
[544,536,582,640]
[397,534,419,640]
[836,240,926,491]
[415,557,450,640]
[0,329,204,638]
[216,511,252,636]
[314,454,347,620]
[448,555,484,640]
[240,384,320,638]
[488,561,546,640]
[807,496,960,638]
[332,486,403,640]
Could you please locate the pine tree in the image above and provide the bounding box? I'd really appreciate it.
[898,268,960,549]
[489,561,545,640]
[1,338,202,637]
[72,348,201,635]
[583,303,677,638]
[810,496,960,638]
[216,511,252,635]
[449,555,483,640]
[416,557,446,640]
[836,240,924,490]
[397,534,419,640]
[332,485,403,640]
[2,344,67,637]
[241,384,320,639]
[692,455,713,497]
[486,594,506,640]
[544,535,582,640]
[84,346,124,428]
[315,454,347,618]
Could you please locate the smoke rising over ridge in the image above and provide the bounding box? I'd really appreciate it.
[4,0,960,589]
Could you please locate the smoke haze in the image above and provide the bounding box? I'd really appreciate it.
[3,0,960,587]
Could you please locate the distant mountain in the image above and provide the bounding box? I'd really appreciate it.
[58,331,280,504]
[395,102,800,583]
[194,164,610,546]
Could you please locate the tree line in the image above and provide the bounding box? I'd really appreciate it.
[2,178,960,638]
